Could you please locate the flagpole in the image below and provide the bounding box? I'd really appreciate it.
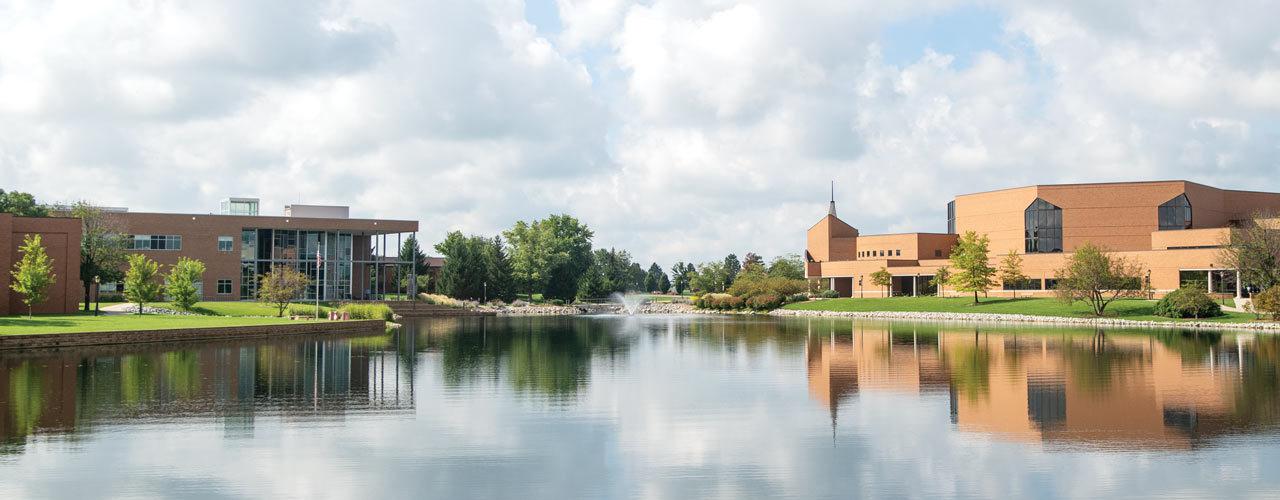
[316,248,322,319]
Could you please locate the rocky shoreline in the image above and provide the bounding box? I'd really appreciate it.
[768,308,1280,332]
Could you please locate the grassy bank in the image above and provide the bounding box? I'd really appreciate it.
[0,313,292,335]
[148,301,336,317]
[783,296,1258,323]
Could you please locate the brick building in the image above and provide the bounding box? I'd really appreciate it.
[0,214,82,314]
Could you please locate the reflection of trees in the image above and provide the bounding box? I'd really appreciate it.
[1063,331,1143,393]
[1235,336,1280,424]
[424,318,634,400]
[1154,330,1222,363]
[5,361,43,442]
[947,335,992,403]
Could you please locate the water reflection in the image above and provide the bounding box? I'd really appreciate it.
[803,319,1280,449]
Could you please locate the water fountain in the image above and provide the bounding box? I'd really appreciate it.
[610,292,646,315]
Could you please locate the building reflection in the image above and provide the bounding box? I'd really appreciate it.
[0,332,415,452]
[805,319,1280,449]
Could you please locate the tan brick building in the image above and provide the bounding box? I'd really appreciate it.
[111,198,419,302]
[806,180,1280,298]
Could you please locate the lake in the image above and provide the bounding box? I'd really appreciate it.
[2,315,1279,499]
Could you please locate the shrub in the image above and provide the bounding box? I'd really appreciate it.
[817,289,840,299]
[727,275,807,299]
[1154,287,1223,319]
[724,296,744,310]
[746,293,782,311]
[1253,287,1280,320]
[696,293,739,310]
[339,303,395,321]
[418,293,464,308]
[786,293,809,304]
[287,304,324,318]
[549,299,566,306]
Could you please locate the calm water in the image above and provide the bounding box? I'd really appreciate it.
[2,316,1280,499]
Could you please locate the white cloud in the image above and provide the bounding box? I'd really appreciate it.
[0,0,1277,266]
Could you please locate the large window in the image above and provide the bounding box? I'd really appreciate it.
[129,234,182,250]
[946,200,956,234]
[1024,198,1062,253]
[217,279,233,294]
[1158,194,1192,230]
[218,236,234,252]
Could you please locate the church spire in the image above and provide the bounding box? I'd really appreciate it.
[828,181,837,217]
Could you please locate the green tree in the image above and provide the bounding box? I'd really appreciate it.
[257,264,309,317]
[670,262,694,295]
[723,254,742,289]
[997,251,1029,298]
[766,254,805,280]
[10,234,56,317]
[123,253,161,315]
[693,261,728,293]
[644,263,665,293]
[504,215,593,301]
[627,262,645,292]
[742,252,764,270]
[0,189,49,217]
[434,232,515,302]
[1219,212,1280,292]
[399,234,429,291]
[950,231,996,304]
[870,267,893,297]
[73,202,128,312]
[1054,243,1146,316]
[484,236,516,302]
[164,257,206,310]
[659,273,672,294]
[931,266,952,297]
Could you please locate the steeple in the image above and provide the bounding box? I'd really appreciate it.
[828,181,837,217]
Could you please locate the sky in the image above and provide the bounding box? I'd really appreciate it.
[1,0,1278,266]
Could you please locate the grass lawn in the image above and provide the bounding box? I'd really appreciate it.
[146,301,337,317]
[784,296,1260,323]
[0,313,292,335]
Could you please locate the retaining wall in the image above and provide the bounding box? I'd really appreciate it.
[0,320,387,351]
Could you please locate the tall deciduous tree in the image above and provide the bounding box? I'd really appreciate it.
[767,254,805,280]
[0,189,49,217]
[950,231,997,304]
[997,251,1029,298]
[1219,212,1280,292]
[257,264,310,317]
[1054,243,1146,316]
[693,261,727,293]
[504,215,593,301]
[931,266,952,297]
[123,254,161,315]
[73,201,128,312]
[10,234,55,318]
[164,257,206,310]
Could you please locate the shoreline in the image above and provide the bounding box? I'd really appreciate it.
[768,308,1280,332]
[0,320,388,351]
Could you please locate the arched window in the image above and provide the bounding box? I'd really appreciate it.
[1025,198,1062,253]
[1158,194,1192,230]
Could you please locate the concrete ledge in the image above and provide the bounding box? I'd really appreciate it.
[0,320,388,351]
[769,309,1280,332]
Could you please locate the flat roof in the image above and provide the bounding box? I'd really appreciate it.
[120,211,418,232]
[953,179,1280,199]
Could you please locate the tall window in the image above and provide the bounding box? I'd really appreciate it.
[1025,198,1062,253]
[946,201,956,234]
[1158,194,1192,230]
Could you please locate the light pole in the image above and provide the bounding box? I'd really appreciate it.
[483,281,488,303]
[93,275,101,316]
[858,276,863,298]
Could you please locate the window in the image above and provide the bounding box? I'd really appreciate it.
[241,230,257,260]
[1024,198,1063,253]
[1158,194,1192,230]
[1043,279,1059,290]
[934,249,943,257]
[217,279,233,294]
[218,236,234,252]
[128,235,182,250]
[895,249,901,257]
[1003,279,1041,291]
[946,200,956,234]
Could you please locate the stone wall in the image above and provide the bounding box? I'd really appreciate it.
[0,320,387,351]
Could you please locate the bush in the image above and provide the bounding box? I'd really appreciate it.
[746,293,783,311]
[786,293,809,304]
[1154,287,1223,319]
[287,304,323,318]
[817,289,840,299]
[1252,287,1280,320]
[696,293,739,310]
[418,293,464,308]
[727,275,807,299]
[339,303,395,321]
[549,299,566,306]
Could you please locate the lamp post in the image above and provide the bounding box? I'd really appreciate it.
[1145,270,1153,300]
[483,281,488,304]
[858,276,863,298]
[93,275,101,316]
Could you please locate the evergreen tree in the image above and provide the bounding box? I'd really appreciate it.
[659,273,672,294]
[10,234,55,318]
[723,254,742,289]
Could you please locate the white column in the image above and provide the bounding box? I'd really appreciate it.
[1236,270,1243,298]
[1207,270,1214,294]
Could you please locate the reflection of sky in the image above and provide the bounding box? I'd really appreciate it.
[2,317,1280,498]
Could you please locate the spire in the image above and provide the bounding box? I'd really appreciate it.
[827,181,837,217]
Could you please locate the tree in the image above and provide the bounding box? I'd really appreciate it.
[742,252,764,270]
[627,262,645,292]
[257,265,310,317]
[693,261,727,293]
[164,257,206,310]
[123,254,161,315]
[0,189,49,217]
[73,202,128,312]
[434,232,516,302]
[10,234,55,318]
[644,263,665,293]
[1054,243,1146,316]
[670,262,694,294]
[931,266,951,297]
[399,234,429,286]
[870,267,893,297]
[659,273,672,294]
[1219,212,1280,292]
[950,231,996,304]
[484,236,516,302]
[504,215,594,301]
[767,254,805,280]
[723,254,742,290]
[997,251,1029,298]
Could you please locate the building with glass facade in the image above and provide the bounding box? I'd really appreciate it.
[113,202,418,301]
[806,180,1280,298]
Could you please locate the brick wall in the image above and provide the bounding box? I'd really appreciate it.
[0,319,386,351]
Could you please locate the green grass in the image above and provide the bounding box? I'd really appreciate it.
[784,296,1259,323]
[0,313,292,335]
[149,301,336,317]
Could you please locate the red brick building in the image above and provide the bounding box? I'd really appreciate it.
[0,214,82,314]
